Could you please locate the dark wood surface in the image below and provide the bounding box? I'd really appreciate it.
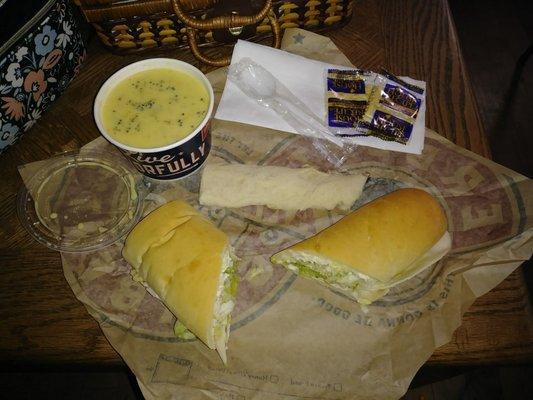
[449,0,533,177]
[0,0,531,369]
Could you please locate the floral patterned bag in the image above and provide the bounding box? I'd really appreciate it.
[0,0,86,154]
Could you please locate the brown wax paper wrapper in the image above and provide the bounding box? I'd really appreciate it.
[19,29,533,400]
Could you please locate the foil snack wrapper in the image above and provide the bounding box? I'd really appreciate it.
[326,69,374,129]
[326,67,426,145]
[361,70,425,144]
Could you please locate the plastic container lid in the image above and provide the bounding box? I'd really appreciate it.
[18,149,146,252]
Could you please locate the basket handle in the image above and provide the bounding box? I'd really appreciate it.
[172,0,273,30]
[172,0,281,67]
[185,14,281,67]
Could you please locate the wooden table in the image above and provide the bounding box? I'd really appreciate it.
[1,0,531,371]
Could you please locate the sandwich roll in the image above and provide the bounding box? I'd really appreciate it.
[271,188,451,304]
[199,163,367,211]
[122,201,239,363]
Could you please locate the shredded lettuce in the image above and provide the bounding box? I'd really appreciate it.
[294,262,327,280]
[212,251,239,363]
[174,320,196,340]
[279,256,383,304]
[224,262,239,298]
[291,261,362,291]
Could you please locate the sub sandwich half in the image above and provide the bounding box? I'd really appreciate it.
[122,200,239,363]
[271,188,451,304]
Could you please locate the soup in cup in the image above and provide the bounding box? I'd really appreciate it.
[94,58,214,180]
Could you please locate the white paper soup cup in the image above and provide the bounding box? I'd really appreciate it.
[94,58,214,180]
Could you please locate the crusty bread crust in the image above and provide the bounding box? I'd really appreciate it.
[123,201,229,349]
[272,188,447,282]
[199,163,367,211]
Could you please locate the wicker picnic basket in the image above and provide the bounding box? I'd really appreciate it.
[76,0,354,66]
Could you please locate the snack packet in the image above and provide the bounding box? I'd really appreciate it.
[360,69,425,144]
[325,68,425,145]
[326,69,373,100]
[327,98,368,129]
[326,69,375,128]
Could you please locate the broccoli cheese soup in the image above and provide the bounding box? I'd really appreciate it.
[101,68,209,149]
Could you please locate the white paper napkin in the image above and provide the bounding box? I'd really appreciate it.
[215,40,426,154]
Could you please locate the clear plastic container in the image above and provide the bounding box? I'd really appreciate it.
[17,149,146,252]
